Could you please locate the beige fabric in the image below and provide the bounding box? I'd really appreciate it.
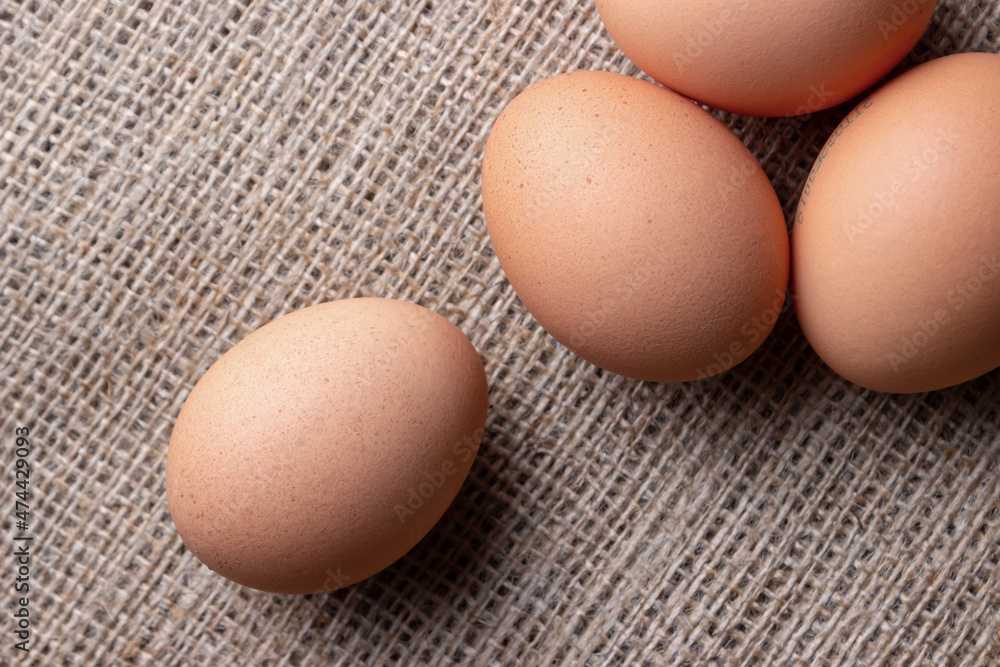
[3,0,999,664]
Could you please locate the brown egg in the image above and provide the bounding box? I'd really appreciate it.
[793,52,1000,393]
[165,298,488,594]
[595,0,936,117]
[481,71,789,382]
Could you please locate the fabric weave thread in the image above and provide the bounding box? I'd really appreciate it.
[1,0,999,664]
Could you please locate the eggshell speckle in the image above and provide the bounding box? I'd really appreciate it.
[793,52,1000,393]
[165,298,488,594]
[595,0,936,116]
[481,71,789,382]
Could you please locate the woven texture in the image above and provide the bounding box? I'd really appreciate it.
[3,0,1000,664]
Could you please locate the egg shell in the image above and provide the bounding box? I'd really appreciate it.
[481,71,789,382]
[594,0,936,117]
[165,298,488,594]
[792,52,1000,393]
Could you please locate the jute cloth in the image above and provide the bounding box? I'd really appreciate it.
[3,0,999,664]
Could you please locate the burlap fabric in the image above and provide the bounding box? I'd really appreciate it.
[3,0,999,664]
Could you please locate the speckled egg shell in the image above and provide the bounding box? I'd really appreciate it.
[595,0,936,116]
[481,70,789,382]
[793,52,1000,393]
[166,298,488,594]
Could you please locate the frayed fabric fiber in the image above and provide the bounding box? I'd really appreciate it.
[2,0,999,665]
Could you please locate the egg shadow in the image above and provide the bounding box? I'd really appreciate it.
[309,413,520,631]
[715,0,974,234]
[700,271,1000,458]
[695,0,996,436]
[307,2,996,639]
[687,286,816,411]
[882,366,1000,418]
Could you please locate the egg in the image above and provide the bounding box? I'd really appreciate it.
[481,71,789,382]
[165,298,488,594]
[594,0,937,117]
[793,52,1000,393]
